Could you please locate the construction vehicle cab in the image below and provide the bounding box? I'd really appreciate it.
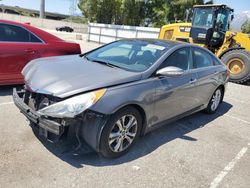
[159,4,250,84]
[190,5,233,50]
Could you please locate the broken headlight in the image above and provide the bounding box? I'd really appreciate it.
[38,88,106,118]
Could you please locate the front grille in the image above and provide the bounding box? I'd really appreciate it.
[23,88,59,111]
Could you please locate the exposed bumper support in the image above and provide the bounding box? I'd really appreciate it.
[13,88,64,136]
[13,88,110,152]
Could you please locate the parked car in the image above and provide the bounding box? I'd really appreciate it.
[0,20,81,85]
[13,39,229,158]
[56,26,74,33]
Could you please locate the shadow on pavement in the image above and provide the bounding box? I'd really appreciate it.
[0,85,23,97]
[33,101,232,168]
[242,81,250,86]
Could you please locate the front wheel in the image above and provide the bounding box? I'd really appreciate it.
[99,107,142,158]
[221,49,250,84]
[205,87,223,114]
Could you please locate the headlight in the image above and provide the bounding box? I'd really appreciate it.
[38,88,106,118]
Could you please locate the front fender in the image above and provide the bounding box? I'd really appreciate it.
[218,47,245,59]
[89,79,156,126]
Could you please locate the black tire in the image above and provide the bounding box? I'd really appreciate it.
[99,107,142,158]
[205,87,223,114]
[221,49,250,84]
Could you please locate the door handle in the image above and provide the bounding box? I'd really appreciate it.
[189,78,197,84]
[25,49,37,54]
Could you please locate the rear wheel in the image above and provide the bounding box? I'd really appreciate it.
[221,49,250,84]
[99,107,142,158]
[205,87,223,114]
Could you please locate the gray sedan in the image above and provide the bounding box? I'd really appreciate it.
[13,39,229,158]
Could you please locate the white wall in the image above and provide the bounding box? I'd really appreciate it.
[0,13,88,33]
[88,23,160,43]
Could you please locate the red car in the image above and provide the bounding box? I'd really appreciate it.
[0,20,81,85]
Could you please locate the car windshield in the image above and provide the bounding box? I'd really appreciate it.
[84,40,170,72]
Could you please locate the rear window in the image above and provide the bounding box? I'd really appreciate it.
[193,48,213,68]
[212,56,222,65]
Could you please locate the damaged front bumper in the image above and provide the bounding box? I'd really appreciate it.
[13,88,109,152]
[13,88,64,136]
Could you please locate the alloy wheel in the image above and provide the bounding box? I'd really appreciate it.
[211,89,221,111]
[108,115,138,153]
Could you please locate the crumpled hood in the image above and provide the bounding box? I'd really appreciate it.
[22,55,142,98]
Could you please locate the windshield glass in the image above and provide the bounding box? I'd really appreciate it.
[215,9,230,31]
[193,8,214,28]
[85,40,170,72]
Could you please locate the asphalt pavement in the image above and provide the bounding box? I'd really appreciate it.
[0,81,250,188]
[0,38,250,188]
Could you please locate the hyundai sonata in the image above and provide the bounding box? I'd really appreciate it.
[13,39,229,158]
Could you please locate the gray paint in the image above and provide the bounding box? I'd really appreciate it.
[22,55,142,98]
[22,40,228,132]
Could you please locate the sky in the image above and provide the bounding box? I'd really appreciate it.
[0,0,249,15]
[0,0,82,15]
[214,0,250,13]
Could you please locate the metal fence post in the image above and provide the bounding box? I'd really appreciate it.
[135,29,138,38]
[99,26,102,44]
[87,24,91,42]
[115,28,118,41]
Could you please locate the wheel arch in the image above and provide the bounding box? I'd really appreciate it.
[111,103,148,136]
[217,85,225,103]
[207,84,225,106]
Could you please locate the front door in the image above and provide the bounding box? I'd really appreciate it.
[0,23,43,84]
[153,47,199,124]
[192,47,221,105]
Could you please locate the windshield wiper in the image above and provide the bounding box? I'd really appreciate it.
[86,57,121,69]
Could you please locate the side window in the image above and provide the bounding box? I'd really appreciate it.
[212,56,222,65]
[193,48,213,68]
[160,47,192,70]
[0,23,41,43]
[30,33,42,43]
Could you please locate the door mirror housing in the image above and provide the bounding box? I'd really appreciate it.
[231,14,234,21]
[156,66,184,77]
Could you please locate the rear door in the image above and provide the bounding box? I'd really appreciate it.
[0,23,44,84]
[192,47,220,105]
[153,47,199,124]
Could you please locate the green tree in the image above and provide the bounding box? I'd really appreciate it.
[78,0,123,24]
[144,0,212,27]
[78,0,213,27]
[78,0,98,22]
[241,20,250,34]
[144,0,168,27]
[166,0,209,23]
[97,0,122,24]
[122,0,145,26]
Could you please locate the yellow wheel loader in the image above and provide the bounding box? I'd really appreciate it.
[159,4,250,84]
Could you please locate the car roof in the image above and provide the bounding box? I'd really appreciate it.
[113,38,215,55]
[118,38,183,49]
[0,19,63,43]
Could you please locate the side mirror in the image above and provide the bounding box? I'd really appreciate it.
[156,66,184,77]
[231,14,234,21]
